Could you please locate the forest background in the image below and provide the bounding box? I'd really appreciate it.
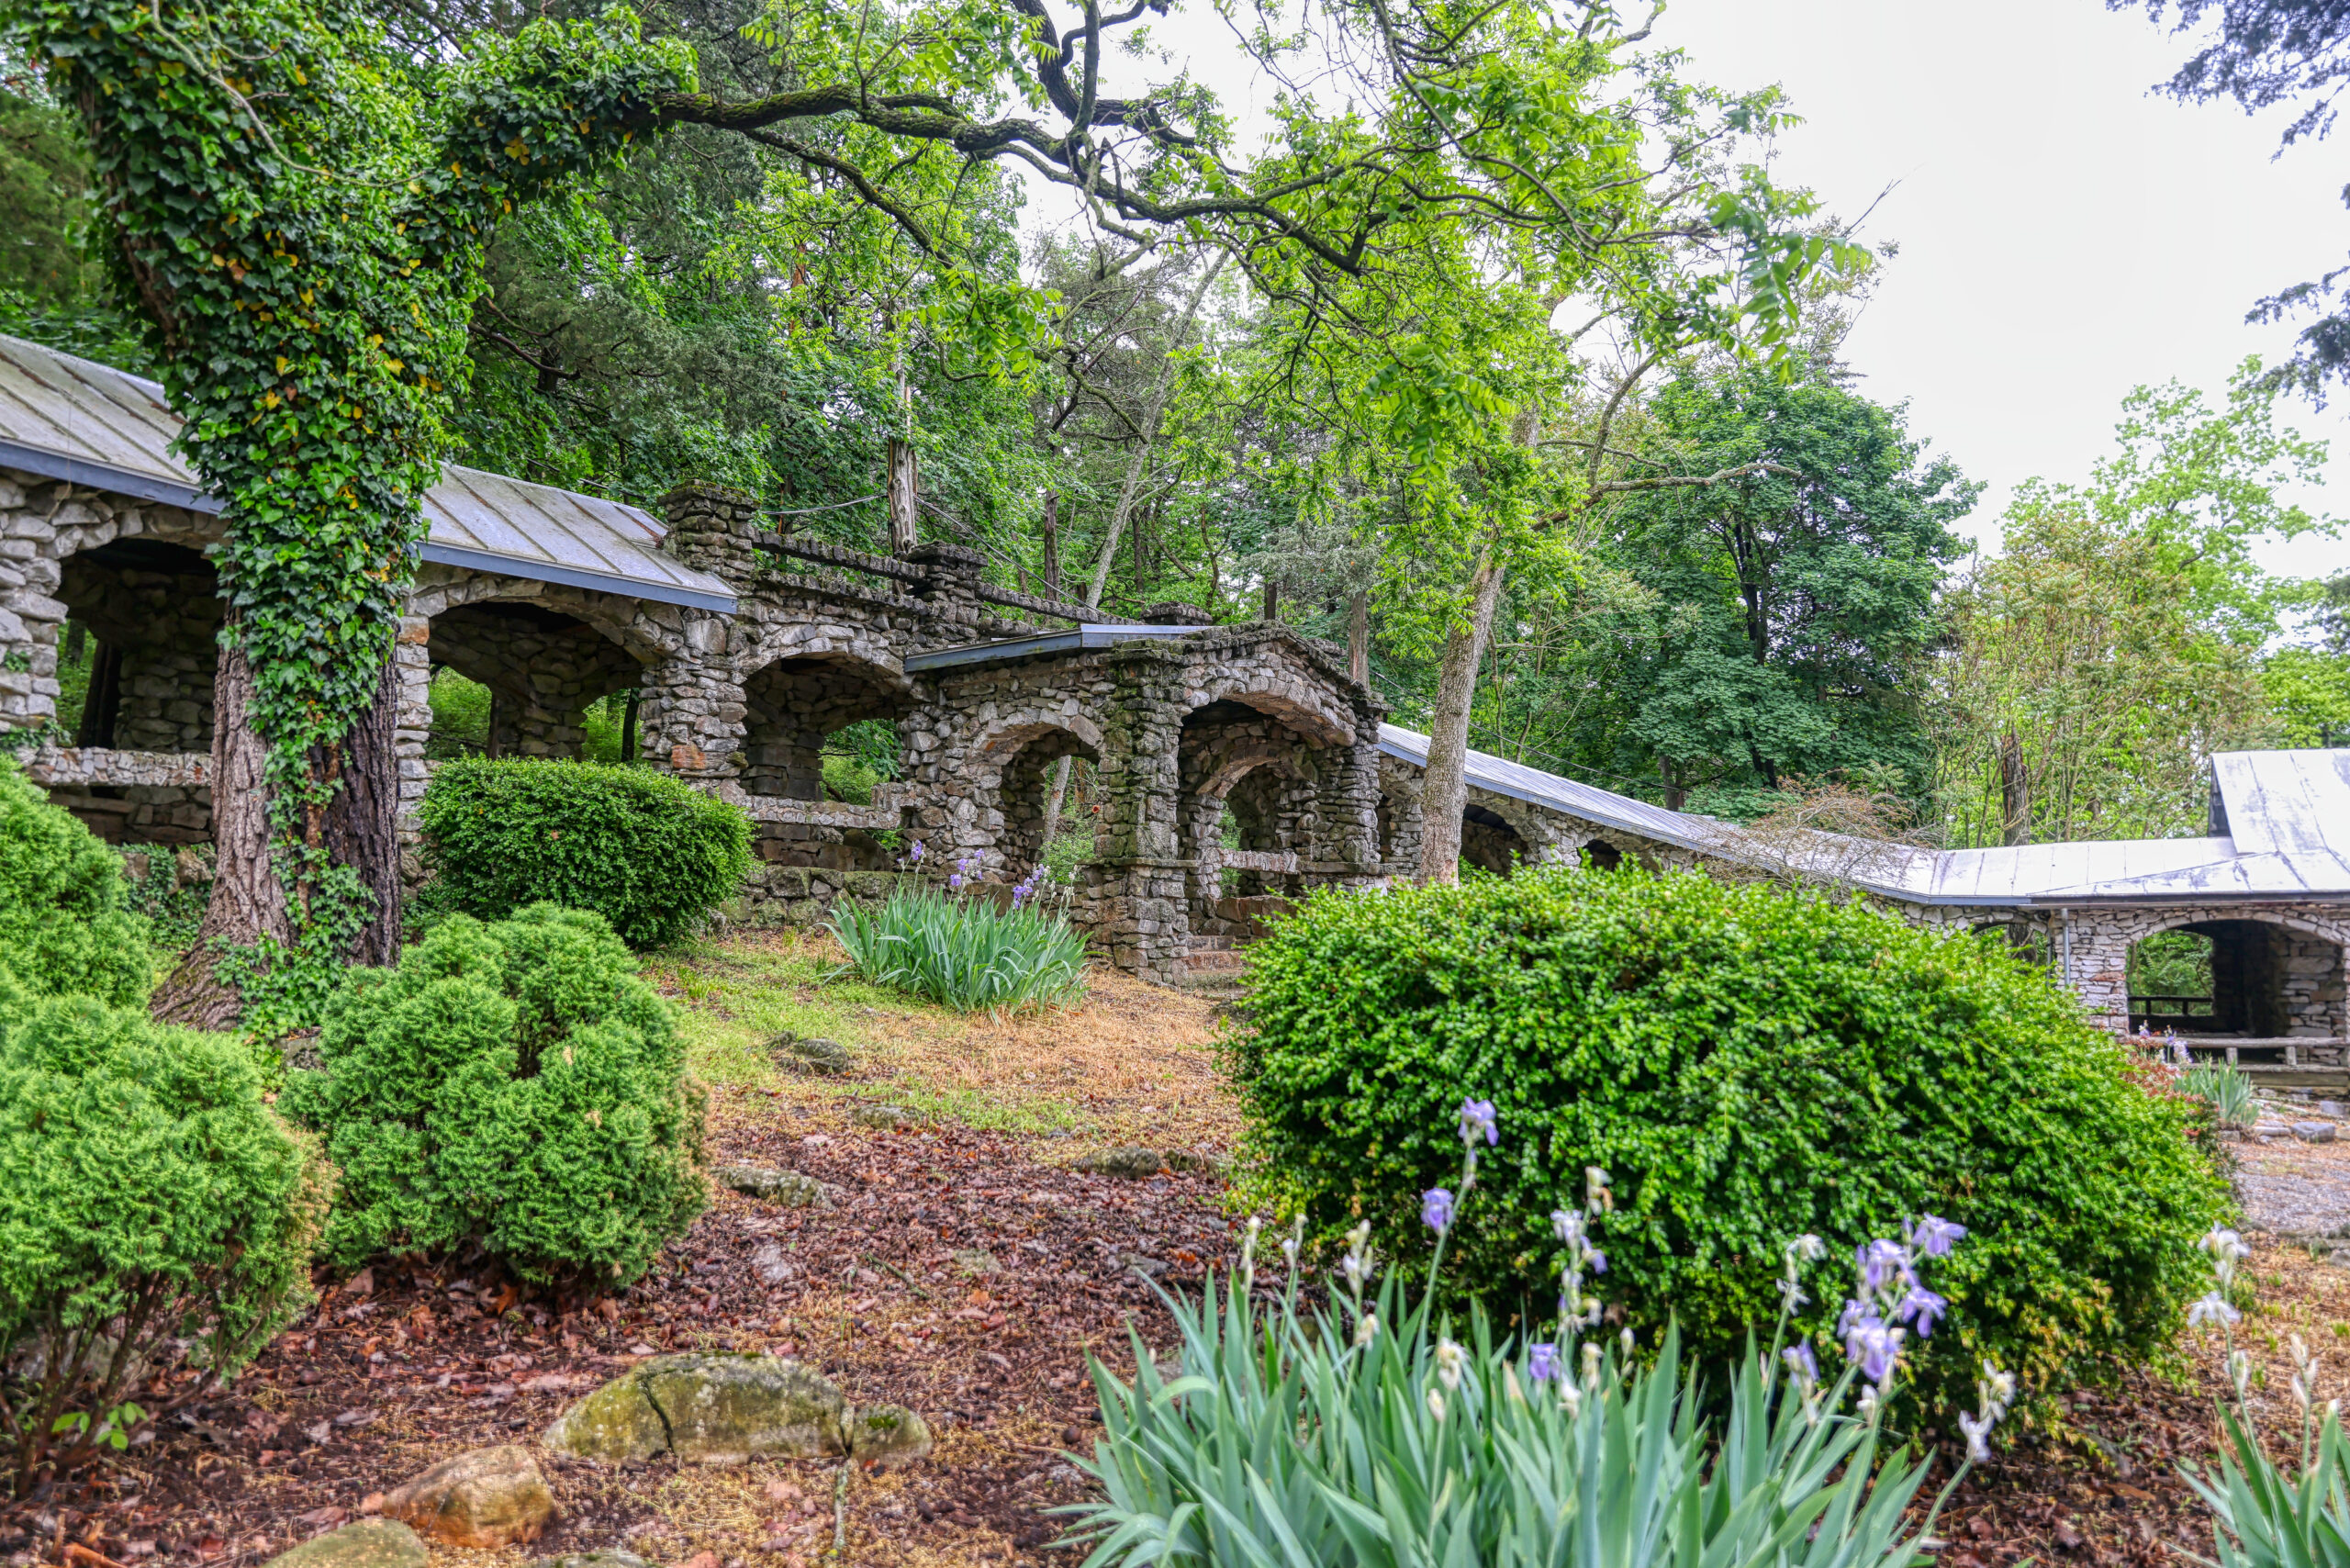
[5,0,2348,856]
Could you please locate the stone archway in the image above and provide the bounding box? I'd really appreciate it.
[2068,904,2350,1042]
[975,718,1104,879]
[2121,917,2348,1046]
[422,598,644,760]
[1460,801,1528,875]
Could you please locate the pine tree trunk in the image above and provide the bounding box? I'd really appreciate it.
[151,645,403,1025]
[152,643,286,1027]
[1415,551,1507,884]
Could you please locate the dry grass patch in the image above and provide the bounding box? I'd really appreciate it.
[652,927,1238,1151]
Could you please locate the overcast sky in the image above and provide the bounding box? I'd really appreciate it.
[1065,0,2350,588]
[1653,0,2350,582]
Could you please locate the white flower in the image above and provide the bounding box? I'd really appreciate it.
[1958,1407,1997,1464]
[1620,1327,1636,1355]
[1581,1341,1603,1387]
[1426,1387,1448,1421]
[1777,1276,1810,1310]
[1979,1361,2016,1411]
[1435,1338,1466,1391]
[1585,1167,1614,1211]
[2188,1292,2243,1330]
[1355,1313,1379,1347]
[2231,1350,2255,1401]
[1281,1238,1299,1268]
[1560,1382,1583,1417]
[1345,1221,1372,1254]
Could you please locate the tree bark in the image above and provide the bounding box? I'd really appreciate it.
[886,436,919,554]
[1998,731,2031,846]
[152,643,286,1028]
[1348,589,1369,686]
[324,657,401,968]
[151,644,404,1025]
[1041,491,1061,597]
[1415,548,1507,883]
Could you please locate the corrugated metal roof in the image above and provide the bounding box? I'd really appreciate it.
[0,334,735,612]
[1377,724,2350,906]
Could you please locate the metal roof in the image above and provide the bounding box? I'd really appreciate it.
[905,624,1205,671]
[0,334,736,613]
[1377,724,2350,906]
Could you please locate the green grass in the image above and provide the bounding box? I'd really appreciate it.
[645,933,1089,1134]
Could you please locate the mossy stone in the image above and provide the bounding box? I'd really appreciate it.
[543,1352,847,1465]
[263,1521,428,1568]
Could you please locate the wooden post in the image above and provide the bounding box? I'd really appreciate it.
[1041,490,1062,598]
[886,437,919,555]
[1348,590,1369,686]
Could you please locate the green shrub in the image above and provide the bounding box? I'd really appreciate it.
[0,757,151,1004]
[830,879,1087,1014]
[1226,865,2231,1414]
[284,902,706,1284]
[419,756,753,948]
[0,977,329,1493]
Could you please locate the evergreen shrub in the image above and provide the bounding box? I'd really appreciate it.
[1226,865,2232,1412]
[0,757,151,1004]
[0,979,330,1491]
[419,756,753,948]
[285,902,705,1284]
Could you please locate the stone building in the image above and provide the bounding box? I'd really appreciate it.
[6,330,2344,1025]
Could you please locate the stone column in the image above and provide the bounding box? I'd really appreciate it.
[391,613,433,851]
[1080,639,1192,981]
[661,483,763,589]
[906,543,985,629]
[1306,729,1384,887]
[635,609,744,780]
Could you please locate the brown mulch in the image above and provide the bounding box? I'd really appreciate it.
[14,1069,2350,1568]
[0,1088,1235,1568]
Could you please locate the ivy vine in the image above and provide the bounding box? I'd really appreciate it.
[6,0,692,949]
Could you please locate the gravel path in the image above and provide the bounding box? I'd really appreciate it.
[2234,1114,2350,1237]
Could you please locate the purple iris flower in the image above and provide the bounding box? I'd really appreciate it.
[1586,1249,1606,1275]
[948,873,965,891]
[1458,1099,1498,1146]
[1782,1342,1819,1385]
[1897,1286,1949,1338]
[1843,1314,1899,1383]
[1908,1215,1966,1259]
[1528,1342,1561,1383]
[1858,1238,1912,1296]
[1421,1187,1455,1234]
[909,840,925,863]
[1837,1298,1866,1338]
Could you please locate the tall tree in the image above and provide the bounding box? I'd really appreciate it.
[1574,367,1975,816]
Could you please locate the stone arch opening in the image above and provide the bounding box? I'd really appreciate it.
[742,651,913,801]
[1582,838,1623,871]
[989,724,1102,879]
[1971,916,2053,966]
[1461,801,1528,876]
[2126,918,2346,1049]
[426,599,643,760]
[46,535,223,845]
[1179,699,1324,938]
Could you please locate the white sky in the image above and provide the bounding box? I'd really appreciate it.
[1049,0,2350,588]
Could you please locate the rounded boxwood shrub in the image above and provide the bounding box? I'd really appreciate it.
[0,757,151,1005]
[419,757,753,948]
[283,902,706,1285]
[1226,865,2231,1412]
[0,976,330,1490]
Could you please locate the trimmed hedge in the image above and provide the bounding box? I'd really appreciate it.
[0,977,330,1488]
[1226,865,2231,1412]
[0,756,151,1005]
[418,757,752,948]
[284,902,705,1285]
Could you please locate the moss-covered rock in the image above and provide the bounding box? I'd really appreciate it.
[263,1521,428,1568]
[543,1353,847,1465]
[845,1404,933,1470]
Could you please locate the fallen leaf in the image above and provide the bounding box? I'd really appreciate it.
[345,1267,375,1298]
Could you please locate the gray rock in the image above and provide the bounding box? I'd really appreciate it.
[1074,1147,1165,1180]
[776,1036,854,1077]
[717,1165,832,1208]
[849,1103,922,1130]
[2295,1121,2339,1143]
[750,1242,798,1286]
[527,1554,654,1568]
[264,1521,428,1568]
[2324,1101,2344,1116]
[845,1404,933,1470]
[1121,1253,1169,1280]
[379,1444,552,1549]
[950,1249,1001,1276]
[545,1353,851,1466]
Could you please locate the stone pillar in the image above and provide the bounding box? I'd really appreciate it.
[1308,730,1384,883]
[635,610,744,780]
[1080,639,1191,981]
[906,542,985,628]
[661,483,762,588]
[391,613,433,848]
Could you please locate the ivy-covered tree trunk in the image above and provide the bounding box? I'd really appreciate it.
[1416,551,1506,883]
[154,645,285,1028]
[154,653,401,1023]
